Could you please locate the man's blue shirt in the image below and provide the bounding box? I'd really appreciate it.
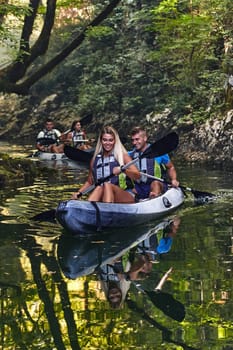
[155,154,170,165]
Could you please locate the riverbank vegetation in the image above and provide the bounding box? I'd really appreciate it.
[0,153,55,188]
[0,1,232,164]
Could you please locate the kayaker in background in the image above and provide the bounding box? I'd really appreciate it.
[36,118,64,153]
[60,119,89,150]
[129,126,179,199]
[72,125,140,203]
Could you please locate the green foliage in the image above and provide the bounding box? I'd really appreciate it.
[29,0,233,124]
[86,25,116,39]
[0,3,31,46]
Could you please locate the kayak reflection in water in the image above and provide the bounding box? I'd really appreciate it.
[57,217,181,310]
[97,217,181,308]
[136,216,181,261]
[97,252,152,309]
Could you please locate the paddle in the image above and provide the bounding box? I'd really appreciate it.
[132,267,185,322]
[64,145,94,163]
[126,300,197,349]
[31,132,179,221]
[79,113,93,126]
[139,172,216,203]
[64,131,179,163]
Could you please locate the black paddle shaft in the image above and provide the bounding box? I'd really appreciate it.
[132,282,185,322]
[140,172,216,201]
[64,145,93,163]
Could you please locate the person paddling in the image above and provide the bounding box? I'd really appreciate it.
[60,120,91,150]
[36,118,64,153]
[129,126,179,199]
[72,125,140,203]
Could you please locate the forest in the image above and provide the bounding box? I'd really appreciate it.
[0,0,233,159]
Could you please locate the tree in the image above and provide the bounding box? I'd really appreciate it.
[0,0,121,95]
[149,0,233,114]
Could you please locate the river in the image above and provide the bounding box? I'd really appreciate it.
[0,142,232,350]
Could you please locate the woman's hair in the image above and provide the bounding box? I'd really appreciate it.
[93,125,127,166]
[107,282,123,309]
[70,120,81,131]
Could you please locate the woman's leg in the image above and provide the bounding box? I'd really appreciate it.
[88,186,104,201]
[103,183,135,203]
[102,183,114,202]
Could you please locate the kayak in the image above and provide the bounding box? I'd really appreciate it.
[56,187,184,234]
[36,147,94,163]
[37,151,68,161]
[34,151,89,169]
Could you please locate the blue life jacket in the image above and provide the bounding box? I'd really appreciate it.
[129,147,162,199]
[92,153,120,186]
[129,147,162,182]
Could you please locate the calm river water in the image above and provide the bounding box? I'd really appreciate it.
[0,143,232,350]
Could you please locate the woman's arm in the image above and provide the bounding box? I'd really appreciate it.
[71,161,94,199]
[123,153,140,180]
[112,153,140,180]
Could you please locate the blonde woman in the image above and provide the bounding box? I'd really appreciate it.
[72,125,140,203]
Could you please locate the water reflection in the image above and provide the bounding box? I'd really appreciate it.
[0,218,187,349]
[58,218,183,312]
[0,142,233,349]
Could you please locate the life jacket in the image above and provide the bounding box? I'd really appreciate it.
[130,146,161,183]
[136,234,158,261]
[37,129,60,146]
[72,130,85,147]
[93,153,128,188]
[41,129,59,141]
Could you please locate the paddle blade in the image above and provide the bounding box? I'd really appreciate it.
[64,145,93,163]
[142,132,179,158]
[146,290,185,322]
[31,209,56,222]
[191,189,216,204]
[179,185,216,204]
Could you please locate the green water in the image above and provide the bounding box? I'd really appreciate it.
[0,148,232,350]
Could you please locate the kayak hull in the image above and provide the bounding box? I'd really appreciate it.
[35,151,89,169]
[56,187,184,234]
[37,152,68,161]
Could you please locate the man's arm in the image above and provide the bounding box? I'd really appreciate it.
[166,161,179,187]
